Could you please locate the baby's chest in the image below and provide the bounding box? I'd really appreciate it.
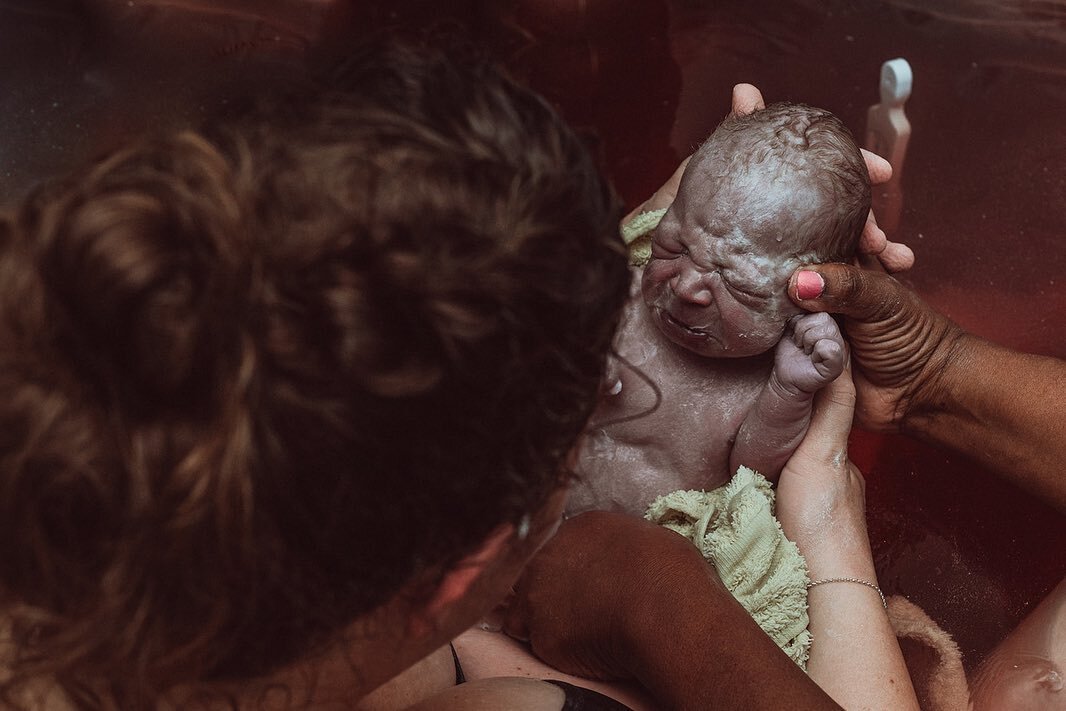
[571,351,769,516]
[567,286,776,515]
[600,270,770,426]
[596,342,768,454]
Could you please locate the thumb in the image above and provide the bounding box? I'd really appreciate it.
[796,355,857,461]
[787,263,905,322]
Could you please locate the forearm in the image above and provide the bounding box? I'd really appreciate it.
[624,558,840,711]
[905,333,1066,511]
[798,532,918,711]
[731,379,813,481]
[510,513,842,710]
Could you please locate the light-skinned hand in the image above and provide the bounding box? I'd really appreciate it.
[775,356,871,571]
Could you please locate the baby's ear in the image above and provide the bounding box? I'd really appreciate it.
[407,523,515,639]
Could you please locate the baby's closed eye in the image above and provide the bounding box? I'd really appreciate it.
[651,234,687,259]
[723,279,771,305]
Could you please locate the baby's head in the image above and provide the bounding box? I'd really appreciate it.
[641,102,870,357]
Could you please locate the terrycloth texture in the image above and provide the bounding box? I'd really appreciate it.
[620,208,667,267]
[645,466,813,668]
[887,595,970,711]
[644,469,971,701]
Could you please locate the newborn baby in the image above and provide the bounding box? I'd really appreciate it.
[569,102,871,515]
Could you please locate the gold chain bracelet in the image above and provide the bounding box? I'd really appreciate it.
[807,577,887,609]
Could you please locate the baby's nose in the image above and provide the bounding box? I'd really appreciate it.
[671,266,713,306]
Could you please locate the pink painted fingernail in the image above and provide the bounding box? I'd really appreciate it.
[796,271,824,300]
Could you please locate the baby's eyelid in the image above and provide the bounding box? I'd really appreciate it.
[725,280,766,301]
[652,236,687,257]
[727,278,752,294]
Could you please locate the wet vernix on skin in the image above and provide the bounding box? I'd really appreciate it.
[568,103,870,516]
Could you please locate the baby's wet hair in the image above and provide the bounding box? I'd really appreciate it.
[694,102,871,262]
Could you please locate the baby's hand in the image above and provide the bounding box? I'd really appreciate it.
[773,313,846,394]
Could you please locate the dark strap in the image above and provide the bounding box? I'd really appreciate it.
[447,643,630,709]
[449,642,466,685]
[542,679,633,711]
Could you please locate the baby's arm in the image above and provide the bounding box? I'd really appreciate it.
[730,313,846,482]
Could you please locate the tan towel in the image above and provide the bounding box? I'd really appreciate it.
[645,466,970,708]
[887,595,970,711]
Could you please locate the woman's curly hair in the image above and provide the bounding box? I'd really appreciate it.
[0,43,630,708]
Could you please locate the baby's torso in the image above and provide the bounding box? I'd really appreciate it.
[568,279,772,517]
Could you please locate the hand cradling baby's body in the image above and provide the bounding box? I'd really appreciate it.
[568,103,870,516]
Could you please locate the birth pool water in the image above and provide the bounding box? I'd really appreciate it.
[1,0,1063,677]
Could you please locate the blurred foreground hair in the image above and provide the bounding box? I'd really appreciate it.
[0,41,629,708]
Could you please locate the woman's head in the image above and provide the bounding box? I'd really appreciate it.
[0,43,629,705]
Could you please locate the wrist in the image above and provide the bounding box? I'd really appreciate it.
[803,551,878,585]
[807,576,886,608]
[787,518,876,583]
[781,499,869,559]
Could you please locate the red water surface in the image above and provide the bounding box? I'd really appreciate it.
[478,0,1066,668]
[2,0,1063,672]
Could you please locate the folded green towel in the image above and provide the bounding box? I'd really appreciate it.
[645,466,813,669]
[620,207,667,267]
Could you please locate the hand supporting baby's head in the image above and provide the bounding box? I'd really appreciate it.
[640,102,870,358]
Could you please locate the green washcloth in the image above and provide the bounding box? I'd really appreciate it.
[645,467,813,669]
[620,207,667,267]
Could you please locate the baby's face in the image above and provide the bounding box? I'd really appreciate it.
[640,166,814,358]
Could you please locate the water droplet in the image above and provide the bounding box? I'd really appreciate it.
[1038,667,1063,691]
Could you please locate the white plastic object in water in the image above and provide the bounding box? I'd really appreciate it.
[865,58,913,235]
[865,58,913,179]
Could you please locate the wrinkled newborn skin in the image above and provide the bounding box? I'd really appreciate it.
[569,104,867,516]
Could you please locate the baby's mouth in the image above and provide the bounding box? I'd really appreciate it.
[661,310,709,337]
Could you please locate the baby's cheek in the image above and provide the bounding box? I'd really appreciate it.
[640,261,672,300]
[774,297,804,323]
[739,323,783,353]
[739,303,794,349]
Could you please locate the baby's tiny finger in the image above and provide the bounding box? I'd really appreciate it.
[792,312,833,348]
[807,315,833,340]
[812,338,843,367]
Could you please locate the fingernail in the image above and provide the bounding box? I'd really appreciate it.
[796,271,824,300]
